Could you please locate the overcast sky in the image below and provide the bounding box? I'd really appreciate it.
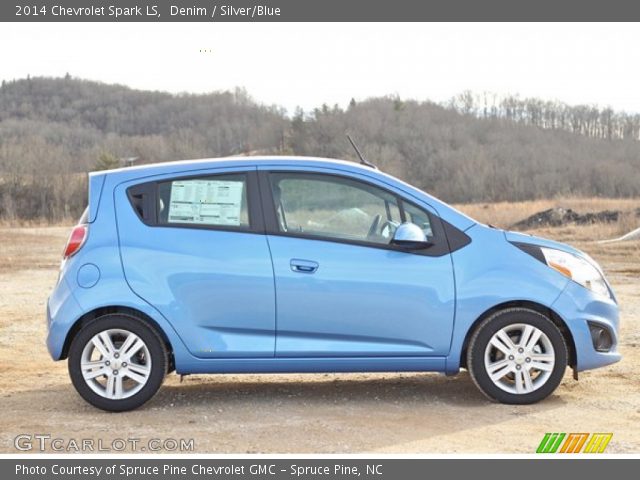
[2,22,639,114]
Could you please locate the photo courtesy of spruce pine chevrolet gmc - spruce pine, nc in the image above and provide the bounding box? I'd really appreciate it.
[46,156,621,411]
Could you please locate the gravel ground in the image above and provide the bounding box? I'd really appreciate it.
[0,226,638,454]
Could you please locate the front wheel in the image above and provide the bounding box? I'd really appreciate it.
[467,308,568,404]
[68,314,168,411]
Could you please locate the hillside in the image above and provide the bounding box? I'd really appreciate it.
[1,76,639,220]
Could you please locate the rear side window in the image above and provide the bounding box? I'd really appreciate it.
[157,173,250,228]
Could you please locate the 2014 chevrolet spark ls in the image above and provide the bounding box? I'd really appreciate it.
[47,157,621,411]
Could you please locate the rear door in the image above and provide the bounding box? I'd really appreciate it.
[114,167,276,358]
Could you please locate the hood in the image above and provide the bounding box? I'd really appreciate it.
[503,229,586,259]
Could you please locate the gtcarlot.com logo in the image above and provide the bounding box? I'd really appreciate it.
[536,433,613,453]
[14,434,194,452]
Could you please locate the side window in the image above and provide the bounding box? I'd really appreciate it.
[403,201,434,239]
[157,173,250,228]
[270,173,401,245]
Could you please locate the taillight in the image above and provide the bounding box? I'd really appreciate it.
[63,225,88,259]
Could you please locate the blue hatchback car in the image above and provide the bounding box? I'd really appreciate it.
[47,156,621,411]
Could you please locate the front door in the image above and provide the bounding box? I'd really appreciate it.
[261,170,456,357]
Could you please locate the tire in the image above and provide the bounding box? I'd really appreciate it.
[68,314,168,412]
[467,308,568,404]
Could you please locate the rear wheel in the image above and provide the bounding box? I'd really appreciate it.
[68,314,168,411]
[467,308,568,404]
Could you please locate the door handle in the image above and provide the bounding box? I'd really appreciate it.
[290,259,319,274]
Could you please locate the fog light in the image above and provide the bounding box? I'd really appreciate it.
[588,322,613,352]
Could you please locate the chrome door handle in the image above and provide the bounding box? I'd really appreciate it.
[290,259,319,274]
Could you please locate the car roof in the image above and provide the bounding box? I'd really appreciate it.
[96,156,372,177]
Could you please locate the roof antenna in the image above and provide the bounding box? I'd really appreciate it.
[346,134,377,169]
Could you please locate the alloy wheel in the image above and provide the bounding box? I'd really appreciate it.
[483,323,555,394]
[80,329,152,400]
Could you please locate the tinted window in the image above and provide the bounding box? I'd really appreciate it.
[270,173,402,245]
[157,174,250,228]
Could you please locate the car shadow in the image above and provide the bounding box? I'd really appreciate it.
[156,371,491,407]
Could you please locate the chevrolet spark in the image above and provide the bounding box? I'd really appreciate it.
[47,157,621,411]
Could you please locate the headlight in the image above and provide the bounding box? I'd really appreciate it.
[540,247,610,298]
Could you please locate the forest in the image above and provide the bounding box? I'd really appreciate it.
[1,76,639,221]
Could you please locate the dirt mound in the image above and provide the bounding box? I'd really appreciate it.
[511,207,621,230]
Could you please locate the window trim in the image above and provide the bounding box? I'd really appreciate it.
[126,170,265,234]
[257,170,451,257]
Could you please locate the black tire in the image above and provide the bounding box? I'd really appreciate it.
[68,314,168,412]
[467,308,568,404]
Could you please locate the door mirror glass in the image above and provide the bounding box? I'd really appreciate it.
[391,222,431,249]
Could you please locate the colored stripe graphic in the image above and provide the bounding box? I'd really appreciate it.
[559,433,589,453]
[536,433,551,453]
[537,433,613,453]
[583,433,613,453]
[536,433,566,453]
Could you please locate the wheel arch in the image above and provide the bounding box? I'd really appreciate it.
[60,306,175,371]
[459,300,576,369]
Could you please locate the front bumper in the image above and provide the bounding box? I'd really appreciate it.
[552,280,621,371]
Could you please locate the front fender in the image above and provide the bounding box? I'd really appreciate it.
[445,225,569,372]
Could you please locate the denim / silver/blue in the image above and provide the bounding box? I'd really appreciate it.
[47,157,621,411]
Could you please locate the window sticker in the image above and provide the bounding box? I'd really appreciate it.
[167,179,244,226]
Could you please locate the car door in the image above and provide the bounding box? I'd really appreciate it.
[115,168,276,358]
[258,168,456,357]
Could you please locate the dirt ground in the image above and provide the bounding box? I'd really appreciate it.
[1,202,639,454]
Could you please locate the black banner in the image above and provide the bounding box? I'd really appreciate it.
[4,459,639,480]
[4,0,640,22]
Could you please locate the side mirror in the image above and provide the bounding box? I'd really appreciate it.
[391,222,431,249]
